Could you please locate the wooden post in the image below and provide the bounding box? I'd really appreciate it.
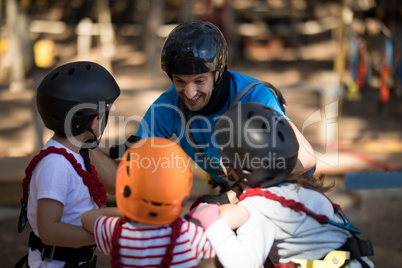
[76,18,94,58]
[144,0,162,79]
[6,0,26,92]
[97,0,115,72]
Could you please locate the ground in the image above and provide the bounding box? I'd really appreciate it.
[1,18,402,268]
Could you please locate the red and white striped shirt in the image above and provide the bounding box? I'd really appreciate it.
[94,216,215,267]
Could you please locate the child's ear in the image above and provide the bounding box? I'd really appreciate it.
[89,116,99,132]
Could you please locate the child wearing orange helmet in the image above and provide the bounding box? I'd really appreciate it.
[81,137,247,267]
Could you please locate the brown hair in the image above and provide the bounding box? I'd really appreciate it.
[285,173,335,193]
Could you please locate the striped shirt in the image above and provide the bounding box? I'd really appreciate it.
[94,216,215,267]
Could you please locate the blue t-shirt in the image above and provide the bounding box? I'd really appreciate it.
[136,70,288,183]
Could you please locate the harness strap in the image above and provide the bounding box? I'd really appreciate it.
[14,254,28,268]
[240,188,361,233]
[229,81,286,113]
[110,217,184,267]
[20,146,107,208]
[161,218,184,267]
[179,99,226,180]
[28,232,97,264]
[240,188,373,266]
[274,263,299,268]
[110,217,127,268]
[239,188,330,223]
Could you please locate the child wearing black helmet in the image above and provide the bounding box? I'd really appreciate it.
[16,61,120,268]
[187,102,374,268]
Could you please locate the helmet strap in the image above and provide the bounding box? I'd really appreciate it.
[80,128,100,172]
[81,111,109,150]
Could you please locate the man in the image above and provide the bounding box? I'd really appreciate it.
[90,20,316,199]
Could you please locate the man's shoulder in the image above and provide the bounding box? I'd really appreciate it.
[228,70,259,85]
[228,70,266,96]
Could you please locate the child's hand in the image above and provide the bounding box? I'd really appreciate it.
[185,203,220,230]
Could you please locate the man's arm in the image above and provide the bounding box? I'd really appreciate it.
[289,121,316,174]
[89,147,118,194]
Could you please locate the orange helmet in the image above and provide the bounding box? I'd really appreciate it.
[116,137,193,225]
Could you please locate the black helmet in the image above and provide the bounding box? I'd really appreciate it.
[161,20,227,75]
[215,102,299,188]
[36,61,120,136]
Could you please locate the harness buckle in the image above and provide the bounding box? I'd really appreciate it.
[41,245,56,261]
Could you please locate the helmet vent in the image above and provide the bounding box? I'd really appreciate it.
[171,51,178,59]
[278,131,285,142]
[68,68,75,75]
[123,185,131,197]
[186,51,194,59]
[149,212,158,217]
[85,64,91,70]
[151,202,162,206]
[51,73,59,80]
[247,111,255,119]
[262,122,267,130]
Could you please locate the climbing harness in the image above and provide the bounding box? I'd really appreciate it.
[240,188,373,268]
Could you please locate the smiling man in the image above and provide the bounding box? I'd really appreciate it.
[91,20,316,201]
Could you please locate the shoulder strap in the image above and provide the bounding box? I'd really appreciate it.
[110,217,128,268]
[229,81,286,113]
[20,147,107,219]
[178,99,225,178]
[239,188,360,233]
[162,218,184,266]
[239,188,329,223]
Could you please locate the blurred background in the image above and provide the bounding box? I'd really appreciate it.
[0,0,401,267]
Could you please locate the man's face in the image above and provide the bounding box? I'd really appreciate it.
[172,72,217,112]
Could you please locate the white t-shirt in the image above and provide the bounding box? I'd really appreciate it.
[27,139,97,267]
[94,216,215,267]
[206,183,374,268]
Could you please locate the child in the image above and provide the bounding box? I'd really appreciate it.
[16,61,120,268]
[81,137,248,267]
[188,102,374,268]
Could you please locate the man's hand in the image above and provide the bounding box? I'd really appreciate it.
[185,203,220,230]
